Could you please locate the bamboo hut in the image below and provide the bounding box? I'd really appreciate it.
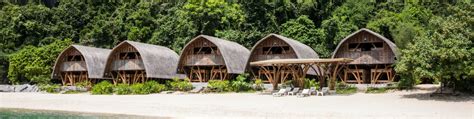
[104,40,183,84]
[52,45,111,86]
[178,35,250,82]
[248,34,321,85]
[332,28,398,84]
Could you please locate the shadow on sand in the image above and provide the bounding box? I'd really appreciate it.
[401,90,473,102]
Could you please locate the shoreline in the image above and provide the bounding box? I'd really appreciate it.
[0,107,164,118]
[0,91,472,118]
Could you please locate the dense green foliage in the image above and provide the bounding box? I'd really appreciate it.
[303,78,319,89]
[335,83,357,95]
[230,74,252,92]
[91,81,114,95]
[99,81,167,95]
[253,79,264,91]
[114,84,132,95]
[366,87,388,94]
[167,78,193,91]
[207,80,231,92]
[1,1,472,92]
[8,39,72,84]
[39,84,60,93]
[130,81,167,94]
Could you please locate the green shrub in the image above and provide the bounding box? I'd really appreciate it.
[39,84,60,93]
[91,81,114,95]
[397,76,418,89]
[168,78,193,91]
[130,83,148,94]
[29,75,51,85]
[336,87,357,94]
[253,79,264,91]
[63,90,81,94]
[303,78,319,89]
[75,81,91,88]
[208,80,231,92]
[114,84,132,95]
[144,81,167,93]
[336,83,357,95]
[366,87,388,93]
[282,80,293,88]
[231,74,252,92]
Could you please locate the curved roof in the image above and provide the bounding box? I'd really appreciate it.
[248,34,320,75]
[52,45,111,79]
[250,34,319,59]
[332,28,398,58]
[179,35,250,74]
[107,40,184,79]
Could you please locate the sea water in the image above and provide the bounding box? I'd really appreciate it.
[0,108,162,119]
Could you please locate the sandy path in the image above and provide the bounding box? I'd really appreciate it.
[0,90,472,119]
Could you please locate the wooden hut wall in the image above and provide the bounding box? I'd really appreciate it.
[179,37,229,82]
[334,30,396,84]
[249,36,298,62]
[56,48,88,86]
[107,43,146,84]
[108,44,145,71]
[334,31,395,65]
[180,38,225,66]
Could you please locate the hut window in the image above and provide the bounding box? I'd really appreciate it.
[119,52,140,60]
[66,55,82,61]
[262,46,290,54]
[349,42,383,51]
[193,47,217,54]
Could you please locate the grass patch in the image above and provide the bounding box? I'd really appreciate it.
[63,90,83,94]
[366,87,389,93]
[336,87,357,95]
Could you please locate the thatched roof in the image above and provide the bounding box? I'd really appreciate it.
[332,28,398,58]
[179,35,250,74]
[249,34,321,75]
[107,40,184,79]
[52,45,111,79]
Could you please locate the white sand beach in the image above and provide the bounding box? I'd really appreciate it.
[0,90,472,119]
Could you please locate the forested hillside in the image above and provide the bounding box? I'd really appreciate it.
[0,0,472,91]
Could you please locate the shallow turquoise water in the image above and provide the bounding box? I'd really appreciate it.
[0,108,160,119]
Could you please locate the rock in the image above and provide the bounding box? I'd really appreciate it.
[14,84,28,92]
[61,86,87,92]
[0,85,15,92]
[23,85,40,92]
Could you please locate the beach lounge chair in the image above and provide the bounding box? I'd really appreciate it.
[309,87,316,95]
[288,87,300,95]
[297,89,310,97]
[284,87,292,94]
[272,89,287,97]
[316,87,329,96]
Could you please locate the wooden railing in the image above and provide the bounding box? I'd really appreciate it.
[111,59,145,70]
[185,54,224,65]
[61,61,87,71]
[252,54,295,61]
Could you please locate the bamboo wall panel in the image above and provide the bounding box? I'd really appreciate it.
[334,31,395,64]
[185,54,225,66]
[111,59,145,70]
[250,37,298,62]
[60,61,87,71]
